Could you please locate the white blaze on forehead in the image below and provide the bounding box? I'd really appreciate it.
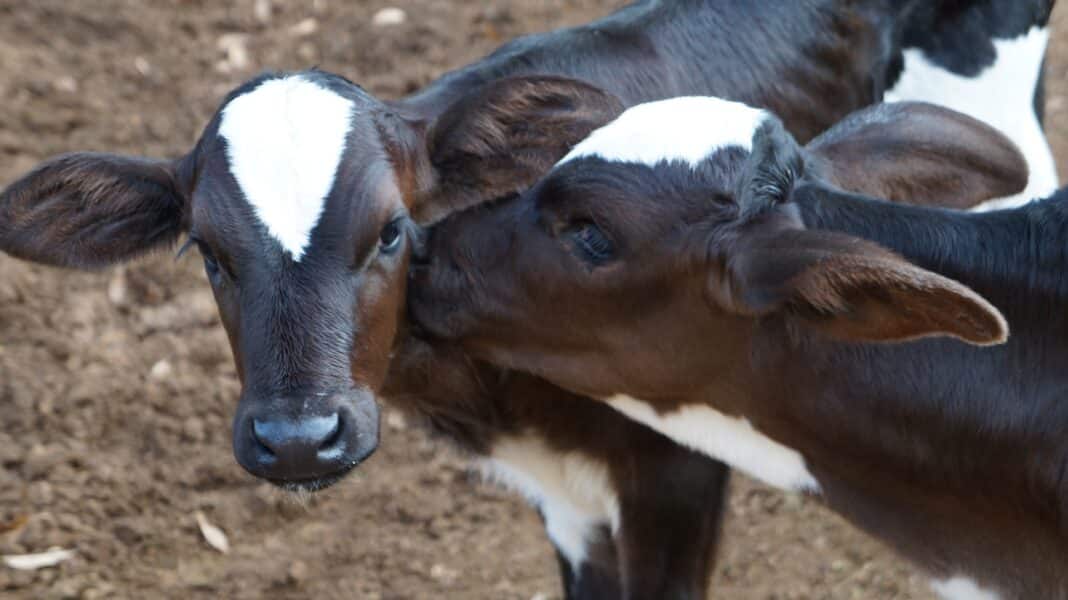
[557,96,768,168]
[219,75,354,261]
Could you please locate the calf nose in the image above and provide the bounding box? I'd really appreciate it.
[233,392,379,486]
[250,413,343,476]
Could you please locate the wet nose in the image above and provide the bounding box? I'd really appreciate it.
[233,393,379,486]
[250,413,343,475]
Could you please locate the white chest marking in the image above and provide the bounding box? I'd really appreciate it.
[480,435,620,572]
[885,27,1057,209]
[219,76,354,261]
[606,395,820,493]
[557,96,768,168]
[931,576,1001,600]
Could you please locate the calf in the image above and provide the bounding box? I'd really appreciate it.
[389,99,1026,597]
[408,99,1068,598]
[0,0,1053,596]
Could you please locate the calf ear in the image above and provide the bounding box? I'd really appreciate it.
[414,75,624,224]
[804,102,1028,209]
[0,152,188,269]
[736,116,805,217]
[721,229,1007,346]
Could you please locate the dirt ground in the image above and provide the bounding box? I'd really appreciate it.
[1,2,1066,599]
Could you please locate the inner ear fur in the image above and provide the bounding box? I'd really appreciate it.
[804,102,1028,209]
[415,75,624,225]
[725,229,1008,347]
[0,152,188,269]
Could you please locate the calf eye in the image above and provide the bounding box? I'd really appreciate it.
[379,219,403,254]
[195,241,223,282]
[566,220,614,265]
[203,254,219,276]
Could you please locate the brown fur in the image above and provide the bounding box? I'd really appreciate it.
[807,103,1029,208]
[729,229,1008,345]
[0,152,187,268]
[418,76,624,225]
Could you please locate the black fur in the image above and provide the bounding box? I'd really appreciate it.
[898,0,1053,77]
[783,185,1068,597]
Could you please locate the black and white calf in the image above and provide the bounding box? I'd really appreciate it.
[0,0,1055,597]
[408,95,1067,598]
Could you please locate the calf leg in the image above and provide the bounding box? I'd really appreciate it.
[613,445,731,600]
[545,522,624,600]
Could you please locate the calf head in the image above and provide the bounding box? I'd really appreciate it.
[409,99,1017,400]
[0,70,621,489]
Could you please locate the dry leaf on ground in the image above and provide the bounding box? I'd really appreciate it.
[2,548,76,570]
[194,511,230,554]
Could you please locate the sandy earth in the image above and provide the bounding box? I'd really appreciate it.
[1,2,1066,599]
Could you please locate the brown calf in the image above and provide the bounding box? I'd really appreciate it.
[409,101,1068,598]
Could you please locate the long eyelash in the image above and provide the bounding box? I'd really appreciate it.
[175,236,196,260]
[405,219,426,257]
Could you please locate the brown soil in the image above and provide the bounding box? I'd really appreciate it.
[1,2,1065,599]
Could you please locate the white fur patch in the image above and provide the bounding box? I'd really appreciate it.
[219,75,354,261]
[480,435,620,573]
[557,96,768,168]
[606,395,820,493]
[885,27,1057,209]
[931,576,1001,600]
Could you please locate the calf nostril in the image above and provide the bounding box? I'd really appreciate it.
[317,413,345,461]
[242,411,354,478]
[236,397,378,484]
[250,419,278,462]
[318,413,341,449]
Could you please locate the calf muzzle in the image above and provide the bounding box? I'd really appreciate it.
[232,389,379,490]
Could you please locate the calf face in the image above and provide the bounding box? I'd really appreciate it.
[409,100,1019,400]
[0,70,620,489]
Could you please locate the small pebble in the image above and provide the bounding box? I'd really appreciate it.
[287,560,309,583]
[150,359,173,381]
[253,0,272,23]
[23,444,61,480]
[386,410,407,431]
[289,18,319,36]
[429,563,459,584]
[107,269,129,306]
[53,76,78,93]
[216,33,250,72]
[372,7,406,27]
[133,57,151,76]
